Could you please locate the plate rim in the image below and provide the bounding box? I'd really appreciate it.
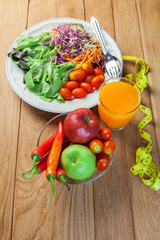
[6,17,123,113]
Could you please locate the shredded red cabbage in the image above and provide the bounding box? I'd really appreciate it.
[49,23,99,64]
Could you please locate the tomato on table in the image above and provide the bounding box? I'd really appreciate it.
[69,70,86,82]
[103,139,116,155]
[89,139,103,153]
[80,82,94,93]
[100,127,112,140]
[60,88,72,100]
[93,68,105,76]
[82,62,94,74]
[97,157,109,172]
[72,88,87,98]
[66,81,80,90]
[91,75,105,88]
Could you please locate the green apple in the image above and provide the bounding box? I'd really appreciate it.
[60,144,96,180]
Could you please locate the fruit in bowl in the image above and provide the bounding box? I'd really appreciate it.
[64,108,100,144]
[35,108,115,185]
[22,108,116,204]
[60,144,96,180]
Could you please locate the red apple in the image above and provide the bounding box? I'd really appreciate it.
[64,108,100,144]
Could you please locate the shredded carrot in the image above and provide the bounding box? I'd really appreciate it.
[64,44,102,69]
[75,48,90,69]
[52,29,59,35]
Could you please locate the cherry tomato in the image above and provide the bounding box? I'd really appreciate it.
[72,88,87,98]
[69,70,86,82]
[96,151,109,161]
[60,88,72,100]
[89,139,103,153]
[82,62,94,74]
[100,127,112,140]
[97,158,109,172]
[84,75,95,83]
[103,139,115,155]
[66,81,80,90]
[91,75,105,88]
[93,68,105,76]
[80,82,94,93]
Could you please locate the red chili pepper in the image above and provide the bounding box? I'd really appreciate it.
[23,153,49,180]
[56,167,70,190]
[22,132,57,176]
[45,121,64,204]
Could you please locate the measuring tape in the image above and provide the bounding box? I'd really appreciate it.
[122,56,160,191]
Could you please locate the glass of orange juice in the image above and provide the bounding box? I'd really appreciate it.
[98,77,141,130]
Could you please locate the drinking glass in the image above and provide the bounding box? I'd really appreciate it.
[98,77,141,130]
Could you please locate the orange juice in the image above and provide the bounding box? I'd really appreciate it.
[98,78,141,129]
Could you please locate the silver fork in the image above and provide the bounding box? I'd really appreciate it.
[90,16,121,78]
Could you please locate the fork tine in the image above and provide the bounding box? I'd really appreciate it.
[108,68,113,77]
[106,67,115,78]
[114,66,119,76]
[115,61,121,76]
[110,67,115,77]
[113,66,117,77]
[105,60,121,78]
[105,68,109,77]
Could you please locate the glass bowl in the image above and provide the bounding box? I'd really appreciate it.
[37,112,115,184]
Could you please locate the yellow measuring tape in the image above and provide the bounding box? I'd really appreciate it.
[122,56,160,191]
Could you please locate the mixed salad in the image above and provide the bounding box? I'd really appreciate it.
[8,23,104,102]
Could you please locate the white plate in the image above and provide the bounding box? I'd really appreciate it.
[6,18,123,113]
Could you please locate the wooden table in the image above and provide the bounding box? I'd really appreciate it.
[1,0,160,239]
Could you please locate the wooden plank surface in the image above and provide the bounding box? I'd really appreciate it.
[85,1,135,240]
[1,0,160,239]
[137,0,160,153]
[11,2,58,239]
[11,0,95,240]
[0,1,28,239]
[113,1,160,240]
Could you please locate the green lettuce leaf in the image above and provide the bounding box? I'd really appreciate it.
[17,32,52,50]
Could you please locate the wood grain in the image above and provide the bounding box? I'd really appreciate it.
[85,2,135,240]
[11,0,95,240]
[11,1,58,239]
[85,0,115,39]
[28,0,57,26]
[136,0,160,155]
[50,1,95,239]
[57,0,85,18]
[0,0,28,239]
[1,0,160,239]
[112,0,160,239]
